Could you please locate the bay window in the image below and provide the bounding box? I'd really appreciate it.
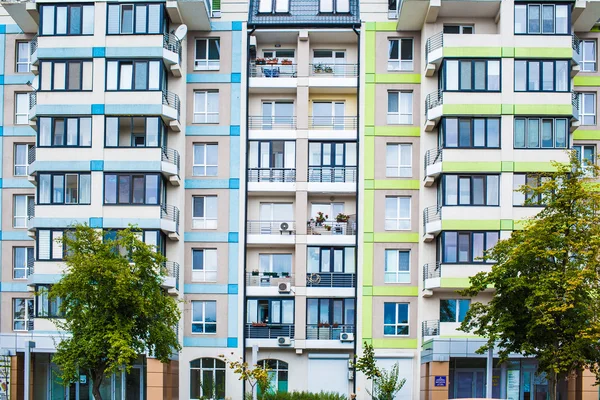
[107,3,164,34]
[105,116,165,147]
[513,174,551,206]
[443,175,499,206]
[514,3,569,34]
[247,298,294,324]
[514,60,569,92]
[442,59,500,91]
[37,229,66,260]
[106,60,163,91]
[38,173,91,205]
[442,118,500,148]
[439,231,499,263]
[36,285,63,318]
[38,117,92,147]
[40,60,93,91]
[40,4,94,36]
[104,174,162,205]
[514,117,568,148]
[306,298,354,338]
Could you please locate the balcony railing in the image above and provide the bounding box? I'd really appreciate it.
[246,272,295,287]
[425,32,443,63]
[247,220,296,235]
[422,320,440,337]
[29,91,36,110]
[423,262,441,284]
[425,89,443,114]
[424,147,443,176]
[309,116,357,130]
[160,204,180,234]
[162,89,180,119]
[572,92,580,115]
[27,201,34,221]
[308,166,357,183]
[30,35,38,55]
[161,147,180,174]
[27,257,34,277]
[309,63,358,77]
[423,205,442,233]
[306,324,355,340]
[307,217,357,236]
[27,320,34,331]
[163,33,182,63]
[248,168,296,183]
[245,323,295,339]
[28,145,36,165]
[572,34,581,54]
[306,272,356,288]
[250,63,297,78]
[248,116,296,130]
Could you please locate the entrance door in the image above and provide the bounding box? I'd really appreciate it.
[454,369,485,398]
[125,366,143,399]
[521,368,548,400]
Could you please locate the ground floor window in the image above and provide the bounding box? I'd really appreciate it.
[259,359,289,393]
[190,358,226,399]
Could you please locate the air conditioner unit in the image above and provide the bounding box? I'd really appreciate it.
[280,222,292,232]
[277,336,291,346]
[340,332,354,342]
[278,282,291,293]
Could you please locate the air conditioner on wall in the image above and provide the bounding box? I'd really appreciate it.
[278,282,291,293]
[340,332,354,342]
[277,337,291,346]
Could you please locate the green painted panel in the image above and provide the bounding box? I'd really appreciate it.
[363,244,374,287]
[514,220,528,230]
[442,162,502,172]
[500,219,514,231]
[364,232,374,243]
[573,130,600,140]
[365,31,376,74]
[372,286,419,296]
[592,26,600,33]
[372,126,421,136]
[373,232,420,243]
[364,126,375,136]
[375,74,421,84]
[364,137,375,180]
[375,22,398,31]
[364,190,375,233]
[443,47,501,58]
[442,104,502,115]
[574,76,600,87]
[501,104,514,115]
[514,47,572,58]
[441,220,501,230]
[501,161,514,172]
[372,338,418,349]
[440,277,471,288]
[513,162,559,172]
[364,84,376,126]
[373,180,420,190]
[365,180,375,190]
[365,22,376,31]
[362,296,373,338]
[501,47,515,58]
[513,104,573,115]
[363,285,374,296]
[365,73,375,83]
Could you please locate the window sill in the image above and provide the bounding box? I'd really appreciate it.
[385,176,414,179]
[191,280,218,283]
[387,69,414,73]
[383,334,410,337]
[194,67,221,72]
[190,332,217,335]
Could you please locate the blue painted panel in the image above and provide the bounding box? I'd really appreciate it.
[28,274,63,285]
[230,126,240,136]
[0,86,5,126]
[4,74,35,85]
[210,21,233,31]
[231,31,242,74]
[184,179,229,189]
[0,34,5,75]
[2,126,36,136]
[183,336,228,347]
[89,217,103,228]
[227,337,238,348]
[91,104,105,115]
[37,48,93,58]
[33,161,90,171]
[227,294,238,338]
[231,73,241,83]
[2,179,34,189]
[232,21,243,31]
[183,232,229,242]
[185,125,231,136]
[1,231,33,241]
[6,25,23,34]
[230,84,241,126]
[228,178,239,189]
[36,105,91,115]
[227,232,239,243]
[229,136,240,178]
[92,47,106,57]
[228,244,239,285]
[186,74,232,83]
[105,47,163,58]
[104,161,162,171]
[90,160,104,171]
[102,218,161,229]
[104,104,162,115]
[227,283,238,294]
[183,284,228,294]
[229,191,239,232]
[1,282,29,292]
[31,217,88,228]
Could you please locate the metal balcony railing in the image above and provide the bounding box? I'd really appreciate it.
[246,272,294,287]
[306,324,355,340]
[247,220,296,235]
[29,92,36,110]
[30,35,38,55]
[161,147,180,174]
[422,320,440,337]
[27,257,34,277]
[309,116,357,130]
[572,34,581,54]
[572,92,580,115]
[245,323,295,339]
[306,272,356,288]
[425,32,443,63]
[160,204,180,234]
[163,33,182,64]
[308,166,357,183]
[250,63,297,78]
[425,89,443,114]
[309,63,358,77]
[161,261,180,290]
[248,168,296,183]
[307,217,357,236]
[248,116,296,130]
[423,205,442,233]
[28,145,36,165]
[27,320,34,331]
[422,262,441,284]
[27,201,34,221]
[424,147,443,178]
[162,90,180,119]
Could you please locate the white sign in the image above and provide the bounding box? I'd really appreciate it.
[507,370,520,400]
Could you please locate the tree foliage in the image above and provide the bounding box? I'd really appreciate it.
[354,342,406,400]
[221,355,272,399]
[459,154,600,400]
[50,225,181,400]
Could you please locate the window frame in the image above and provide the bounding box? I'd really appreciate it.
[105,59,164,91]
[443,25,474,34]
[37,117,92,148]
[103,173,162,205]
[193,143,219,176]
[442,59,501,92]
[384,249,410,283]
[190,358,226,400]
[385,143,412,177]
[513,3,571,35]
[14,143,31,177]
[191,300,217,334]
[514,59,570,92]
[513,117,569,149]
[318,0,351,13]
[191,248,218,282]
[192,195,218,229]
[306,247,356,274]
[440,299,471,323]
[306,298,354,326]
[257,0,290,14]
[13,194,34,228]
[439,231,500,264]
[37,229,68,261]
[247,298,295,325]
[35,284,64,318]
[16,41,31,73]
[193,91,220,124]
[194,38,221,71]
[38,172,92,205]
[106,3,165,35]
[12,298,33,331]
[39,4,95,36]
[14,93,30,125]
[580,40,597,72]
[39,60,94,92]
[384,196,411,231]
[387,91,413,125]
[13,247,34,280]
[104,116,165,148]
[578,93,597,126]
[383,302,410,336]
[441,117,501,149]
[387,38,414,71]
[442,174,500,206]
[513,173,552,206]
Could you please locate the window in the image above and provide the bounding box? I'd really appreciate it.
[313,50,347,76]
[249,141,296,182]
[442,118,500,148]
[14,144,31,176]
[40,60,93,91]
[440,299,471,323]
[194,91,219,123]
[192,196,218,229]
[192,249,217,282]
[319,0,350,13]
[574,145,596,167]
[191,301,217,333]
[105,116,164,147]
[104,174,161,205]
[307,247,355,273]
[514,3,569,34]
[195,38,220,70]
[578,93,596,126]
[106,60,162,91]
[190,358,226,400]
[514,118,568,148]
[258,0,289,13]
[259,254,292,276]
[261,101,294,129]
[107,3,164,34]
[247,299,294,324]
[38,173,91,205]
[40,4,94,36]
[36,285,63,318]
[577,40,597,72]
[514,60,569,92]
[37,230,68,260]
[259,203,294,233]
[13,247,33,279]
[16,41,30,72]
[513,174,551,206]
[442,59,500,91]
[439,231,499,263]
[387,92,413,124]
[13,195,33,228]
[13,298,33,331]
[388,38,413,71]
[308,142,356,183]
[306,298,354,331]
[383,303,409,336]
[386,144,412,177]
[258,360,288,393]
[385,197,411,230]
[193,144,219,176]
[38,117,92,147]
[15,93,29,125]
[384,250,410,283]
[312,101,346,129]
[443,175,500,206]
[443,25,474,34]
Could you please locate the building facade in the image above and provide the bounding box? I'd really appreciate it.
[0,0,596,399]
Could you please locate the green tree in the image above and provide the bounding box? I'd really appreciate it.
[354,342,405,400]
[50,225,181,400]
[221,355,272,399]
[459,154,600,400]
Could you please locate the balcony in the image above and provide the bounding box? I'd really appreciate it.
[161,261,180,292]
[163,33,183,77]
[247,0,360,27]
[245,323,295,340]
[247,220,296,245]
[306,324,355,342]
[306,272,356,288]
[248,116,296,131]
[423,147,442,185]
[166,0,212,31]
[423,262,493,296]
[247,168,297,192]
[423,205,442,241]
[246,272,295,296]
[307,167,357,193]
[308,63,358,88]
[307,217,356,246]
[249,63,297,90]
[102,147,181,185]
[422,320,440,339]
[2,0,38,34]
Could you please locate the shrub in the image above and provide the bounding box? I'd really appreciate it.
[259,391,348,400]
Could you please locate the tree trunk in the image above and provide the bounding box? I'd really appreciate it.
[90,369,104,400]
[548,371,557,400]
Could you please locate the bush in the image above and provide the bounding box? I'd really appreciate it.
[255,391,348,400]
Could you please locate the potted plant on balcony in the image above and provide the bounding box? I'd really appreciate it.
[315,212,328,226]
[281,59,292,65]
[255,58,266,65]
[332,321,340,328]
[325,225,332,232]
[313,63,324,73]
[251,269,259,276]
[266,58,279,65]
[281,272,290,278]
[252,321,267,327]
[336,213,350,223]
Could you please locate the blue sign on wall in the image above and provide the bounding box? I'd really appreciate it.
[434,376,447,387]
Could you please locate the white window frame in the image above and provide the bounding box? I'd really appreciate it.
[13,247,33,280]
[383,302,409,336]
[193,91,219,124]
[440,299,471,323]
[384,250,410,283]
[580,40,597,72]
[192,196,218,229]
[386,143,412,177]
[13,195,33,228]
[193,143,218,176]
[191,300,217,334]
[388,38,413,71]
[258,0,289,13]
[16,41,31,73]
[192,248,218,282]
[15,93,29,125]
[13,298,33,331]
[14,143,30,177]
[387,91,413,125]
[385,196,411,231]
[194,38,221,71]
[579,93,596,126]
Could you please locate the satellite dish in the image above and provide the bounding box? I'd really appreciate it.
[174,25,188,41]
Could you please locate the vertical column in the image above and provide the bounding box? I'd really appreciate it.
[426,361,449,400]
